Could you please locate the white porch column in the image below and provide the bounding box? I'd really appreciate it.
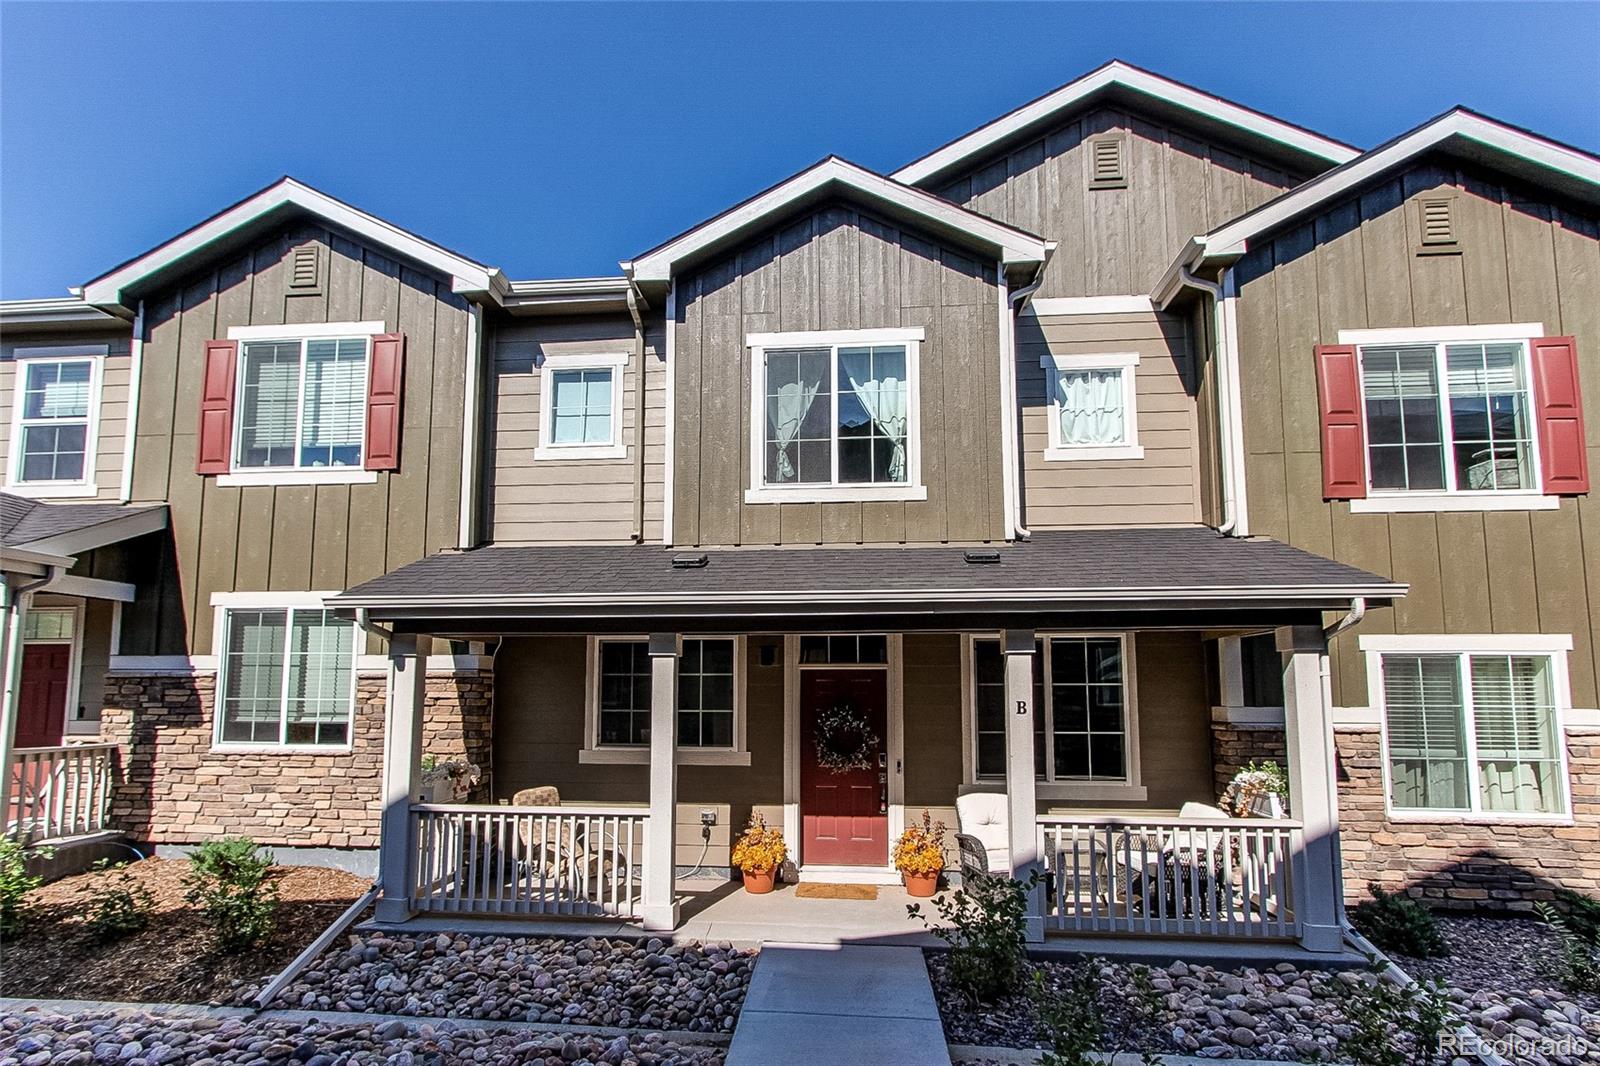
[0,579,40,830]
[374,632,426,924]
[1001,628,1044,942]
[1278,624,1344,953]
[641,632,680,931]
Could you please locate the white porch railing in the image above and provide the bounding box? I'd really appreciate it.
[411,803,646,918]
[1038,815,1302,939]
[6,743,118,844]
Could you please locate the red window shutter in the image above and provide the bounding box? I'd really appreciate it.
[364,332,406,471]
[1314,343,1367,500]
[1530,335,1588,495]
[195,340,238,475]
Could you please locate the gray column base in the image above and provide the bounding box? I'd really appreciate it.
[640,902,681,932]
[373,895,417,924]
[1299,922,1345,953]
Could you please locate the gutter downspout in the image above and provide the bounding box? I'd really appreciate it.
[0,566,64,826]
[628,287,648,543]
[119,300,145,504]
[1005,268,1047,541]
[1180,265,1243,537]
[355,608,394,645]
[1323,596,1366,642]
[457,303,485,549]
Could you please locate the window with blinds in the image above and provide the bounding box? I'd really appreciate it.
[217,607,356,747]
[237,336,369,470]
[1381,651,1565,816]
[14,359,94,484]
[1360,339,1536,495]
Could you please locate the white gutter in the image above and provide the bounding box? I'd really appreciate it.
[1323,597,1366,641]
[457,303,484,549]
[1005,268,1047,540]
[1179,265,1247,537]
[119,300,145,503]
[661,283,677,547]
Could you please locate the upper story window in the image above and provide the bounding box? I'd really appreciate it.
[6,346,104,498]
[745,328,926,504]
[535,353,627,460]
[1042,352,1143,462]
[214,602,357,750]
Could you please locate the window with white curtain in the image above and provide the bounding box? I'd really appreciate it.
[9,355,99,488]
[1043,352,1143,461]
[746,328,924,502]
[216,607,357,748]
[1379,650,1567,817]
[236,336,369,471]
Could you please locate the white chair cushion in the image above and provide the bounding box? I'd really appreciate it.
[1177,801,1229,820]
[956,791,1010,873]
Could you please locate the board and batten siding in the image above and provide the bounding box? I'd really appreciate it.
[1,329,134,502]
[673,204,1006,546]
[123,221,470,656]
[935,106,1308,299]
[485,314,666,544]
[1018,311,1202,527]
[1233,158,1600,708]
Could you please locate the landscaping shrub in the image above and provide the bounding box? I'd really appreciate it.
[1553,888,1600,945]
[0,838,47,938]
[78,860,156,944]
[1349,883,1447,958]
[908,869,1041,1004]
[1336,959,1453,1066]
[1032,962,1102,1066]
[1536,898,1600,994]
[182,837,278,952]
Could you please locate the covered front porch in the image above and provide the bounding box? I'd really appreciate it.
[333,529,1403,953]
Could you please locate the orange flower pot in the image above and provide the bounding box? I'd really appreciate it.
[742,868,777,894]
[903,871,939,897]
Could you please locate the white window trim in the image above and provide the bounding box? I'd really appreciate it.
[208,591,357,754]
[580,635,750,766]
[5,346,106,498]
[21,603,85,735]
[959,632,1146,802]
[534,352,629,461]
[1361,632,1574,824]
[224,321,380,485]
[1341,323,1554,512]
[745,327,927,504]
[1041,351,1144,462]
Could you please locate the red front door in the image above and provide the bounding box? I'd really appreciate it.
[801,670,889,866]
[17,643,71,748]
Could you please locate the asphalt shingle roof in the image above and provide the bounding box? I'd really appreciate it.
[0,493,166,548]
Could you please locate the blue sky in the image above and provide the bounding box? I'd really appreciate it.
[2,2,1596,298]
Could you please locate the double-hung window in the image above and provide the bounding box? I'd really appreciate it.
[746,328,925,503]
[536,353,627,460]
[969,635,1140,795]
[587,636,746,763]
[1043,352,1143,461]
[215,605,357,749]
[1368,637,1571,819]
[7,347,102,495]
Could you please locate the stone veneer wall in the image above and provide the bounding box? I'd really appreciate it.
[1209,718,1286,799]
[101,668,492,851]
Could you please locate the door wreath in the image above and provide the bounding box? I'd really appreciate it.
[812,703,880,773]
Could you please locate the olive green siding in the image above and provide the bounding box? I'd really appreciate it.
[672,204,1006,546]
[1233,158,1600,708]
[1,329,133,501]
[936,106,1307,299]
[127,222,471,655]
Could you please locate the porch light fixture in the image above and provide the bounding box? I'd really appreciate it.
[672,553,709,569]
[964,549,1001,564]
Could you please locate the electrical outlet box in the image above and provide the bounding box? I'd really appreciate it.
[699,809,717,826]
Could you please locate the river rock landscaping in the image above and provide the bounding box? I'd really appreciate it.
[253,932,755,1034]
[0,1007,726,1066]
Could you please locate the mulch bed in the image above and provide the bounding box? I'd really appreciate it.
[0,857,368,1005]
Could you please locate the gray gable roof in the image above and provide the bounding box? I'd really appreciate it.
[0,493,167,550]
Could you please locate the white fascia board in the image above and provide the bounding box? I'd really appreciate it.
[81,178,502,310]
[20,506,168,556]
[1358,632,1574,654]
[0,545,76,573]
[0,297,125,326]
[893,61,1359,187]
[1198,111,1600,260]
[626,158,1050,283]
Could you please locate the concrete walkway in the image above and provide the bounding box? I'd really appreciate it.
[726,942,950,1066]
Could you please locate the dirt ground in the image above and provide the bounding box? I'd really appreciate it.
[0,856,368,1005]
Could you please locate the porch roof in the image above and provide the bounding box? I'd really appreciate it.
[0,494,168,555]
[332,527,1403,626]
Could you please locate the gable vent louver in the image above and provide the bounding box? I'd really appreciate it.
[1089,136,1126,189]
[290,244,322,290]
[1418,198,1458,251]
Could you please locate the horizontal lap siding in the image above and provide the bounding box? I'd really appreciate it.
[486,314,666,544]
[126,222,469,655]
[1234,158,1600,707]
[1019,311,1201,527]
[1,330,134,501]
[937,106,1307,298]
[673,204,1004,546]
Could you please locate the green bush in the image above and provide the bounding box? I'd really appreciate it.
[0,838,47,938]
[1349,884,1447,958]
[1536,899,1600,994]
[1033,962,1103,1066]
[908,870,1042,1004]
[1336,959,1454,1066]
[182,837,278,952]
[78,860,156,944]
[1552,888,1600,946]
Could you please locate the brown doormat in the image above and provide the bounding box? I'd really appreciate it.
[794,882,879,901]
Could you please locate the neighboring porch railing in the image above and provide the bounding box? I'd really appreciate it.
[1038,815,1302,939]
[6,743,118,844]
[411,803,646,918]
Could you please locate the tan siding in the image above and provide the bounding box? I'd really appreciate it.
[674,204,1004,546]
[1,330,133,501]
[1234,158,1600,707]
[129,222,471,655]
[938,106,1308,298]
[1018,311,1201,527]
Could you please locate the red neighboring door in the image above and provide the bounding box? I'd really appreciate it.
[800,670,888,866]
[17,643,71,748]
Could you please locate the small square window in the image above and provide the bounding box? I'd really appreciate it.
[1043,353,1143,461]
[536,356,627,460]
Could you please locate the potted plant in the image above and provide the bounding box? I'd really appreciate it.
[731,812,787,894]
[420,755,483,803]
[893,810,947,897]
[1221,760,1290,817]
